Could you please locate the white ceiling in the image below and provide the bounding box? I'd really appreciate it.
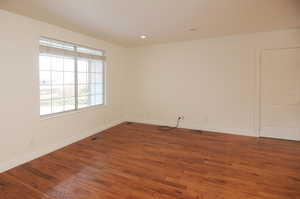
[1,0,300,47]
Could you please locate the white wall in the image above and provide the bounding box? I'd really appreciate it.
[0,9,128,172]
[125,29,300,137]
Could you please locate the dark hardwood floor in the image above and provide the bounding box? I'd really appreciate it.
[1,122,300,199]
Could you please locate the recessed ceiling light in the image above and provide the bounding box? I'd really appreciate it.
[140,35,147,39]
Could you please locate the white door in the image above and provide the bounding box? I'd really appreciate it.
[260,48,300,141]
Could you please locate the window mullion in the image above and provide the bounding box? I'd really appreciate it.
[75,46,79,110]
[62,56,65,111]
[50,56,53,113]
[88,59,92,106]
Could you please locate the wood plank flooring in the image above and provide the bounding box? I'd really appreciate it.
[1,122,300,199]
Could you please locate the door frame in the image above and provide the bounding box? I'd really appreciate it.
[256,46,300,138]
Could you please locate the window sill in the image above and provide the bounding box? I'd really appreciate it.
[40,104,106,121]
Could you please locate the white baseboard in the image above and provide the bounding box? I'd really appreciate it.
[0,120,124,173]
[132,119,256,137]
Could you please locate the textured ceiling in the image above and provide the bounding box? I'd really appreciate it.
[1,0,300,46]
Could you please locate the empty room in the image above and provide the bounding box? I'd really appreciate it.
[0,0,300,198]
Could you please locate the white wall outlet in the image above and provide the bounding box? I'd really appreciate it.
[178,116,184,121]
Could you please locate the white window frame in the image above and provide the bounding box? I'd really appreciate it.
[38,37,106,118]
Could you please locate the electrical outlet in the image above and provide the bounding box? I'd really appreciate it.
[178,116,184,121]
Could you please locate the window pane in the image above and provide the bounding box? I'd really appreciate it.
[52,98,64,113]
[40,55,51,70]
[91,73,103,83]
[90,94,103,105]
[40,38,75,51]
[78,59,88,72]
[77,47,103,56]
[64,97,75,111]
[91,60,103,73]
[40,85,51,100]
[40,71,51,85]
[64,58,75,72]
[96,94,103,104]
[40,99,51,115]
[52,71,63,85]
[64,72,75,85]
[78,73,88,84]
[78,96,89,108]
[52,56,64,71]
[64,85,75,98]
[78,84,89,96]
[91,83,103,95]
[52,85,63,99]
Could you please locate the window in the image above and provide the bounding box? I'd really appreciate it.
[39,38,105,116]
